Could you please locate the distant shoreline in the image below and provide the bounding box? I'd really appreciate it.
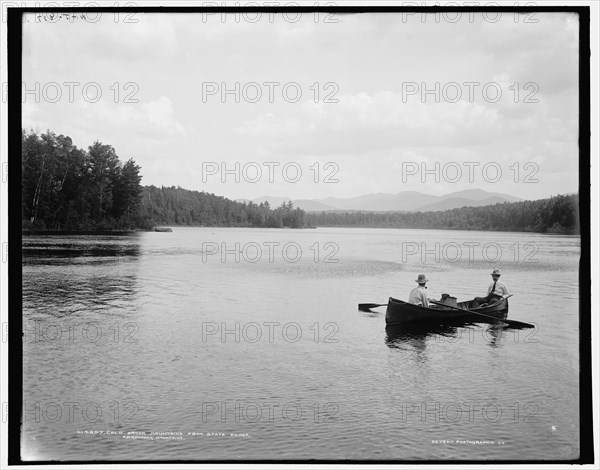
[21,224,578,236]
[308,224,579,235]
[22,230,142,236]
[21,225,318,235]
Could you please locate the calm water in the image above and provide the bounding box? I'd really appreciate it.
[21,227,581,461]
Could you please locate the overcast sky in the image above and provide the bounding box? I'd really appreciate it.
[22,11,579,202]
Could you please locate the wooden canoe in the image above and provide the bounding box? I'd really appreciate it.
[385,296,509,325]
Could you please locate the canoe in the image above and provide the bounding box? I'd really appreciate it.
[385,296,509,325]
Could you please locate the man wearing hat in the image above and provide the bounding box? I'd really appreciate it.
[408,274,432,307]
[473,269,511,307]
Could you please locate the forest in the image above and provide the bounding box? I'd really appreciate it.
[306,194,580,234]
[140,186,307,229]
[22,129,143,231]
[21,129,579,234]
[21,129,308,231]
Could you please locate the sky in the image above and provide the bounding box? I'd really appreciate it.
[21,10,580,202]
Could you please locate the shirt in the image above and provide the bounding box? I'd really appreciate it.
[408,286,429,307]
[488,280,510,297]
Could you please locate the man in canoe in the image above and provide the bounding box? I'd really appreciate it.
[472,269,511,307]
[408,274,432,307]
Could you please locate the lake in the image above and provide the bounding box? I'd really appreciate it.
[21,227,581,461]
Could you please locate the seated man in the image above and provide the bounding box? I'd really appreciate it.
[473,269,511,307]
[408,274,432,307]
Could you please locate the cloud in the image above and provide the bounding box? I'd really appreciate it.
[19,12,580,200]
[235,90,513,155]
[74,96,185,139]
[24,13,178,64]
[140,97,187,136]
[22,95,186,161]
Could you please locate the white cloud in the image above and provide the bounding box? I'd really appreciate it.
[141,97,187,136]
[236,90,506,153]
[20,12,580,200]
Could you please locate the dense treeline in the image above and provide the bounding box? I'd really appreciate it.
[22,129,143,230]
[22,129,579,234]
[306,194,580,234]
[139,186,307,228]
[21,129,308,230]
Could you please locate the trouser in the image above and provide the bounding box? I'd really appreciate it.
[473,294,501,307]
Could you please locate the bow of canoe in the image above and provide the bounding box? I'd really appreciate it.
[385,296,509,325]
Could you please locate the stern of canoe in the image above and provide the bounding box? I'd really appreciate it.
[458,297,509,319]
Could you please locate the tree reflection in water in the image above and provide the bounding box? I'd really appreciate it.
[22,235,141,319]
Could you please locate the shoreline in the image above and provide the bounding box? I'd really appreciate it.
[21,225,319,235]
[21,224,579,236]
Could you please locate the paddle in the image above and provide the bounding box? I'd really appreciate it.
[358,302,386,311]
[429,297,534,329]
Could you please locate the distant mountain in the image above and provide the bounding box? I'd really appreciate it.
[419,196,509,212]
[292,199,337,212]
[320,191,440,211]
[440,189,522,203]
[239,189,523,213]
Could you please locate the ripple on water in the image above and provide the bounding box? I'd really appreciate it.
[21,229,581,461]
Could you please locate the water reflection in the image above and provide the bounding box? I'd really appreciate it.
[19,228,580,460]
[22,235,141,319]
[484,324,506,348]
[23,235,142,265]
[385,321,509,349]
[386,322,462,346]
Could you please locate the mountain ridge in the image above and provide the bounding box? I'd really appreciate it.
[237,189,524,212]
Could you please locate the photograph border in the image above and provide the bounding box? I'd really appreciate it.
[6,4,594,465]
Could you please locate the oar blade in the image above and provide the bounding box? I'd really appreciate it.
[358,302,386,311]
[502,319,535,329]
